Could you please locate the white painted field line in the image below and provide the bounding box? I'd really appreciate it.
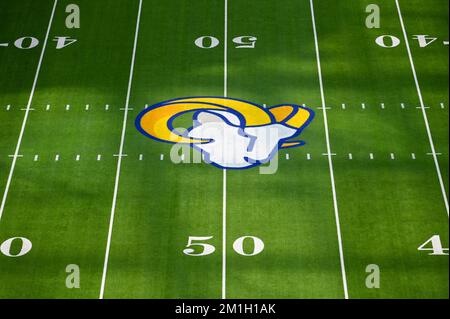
[0,0,58,222]
[222,0,228,301]
[310,0,349,299]
[396,0,449,217]
[99,0,143,299]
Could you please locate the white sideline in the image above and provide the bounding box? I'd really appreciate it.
[222,0,228,300]
[0,0,58,222]
[310,0,349,299]
[395,0,449,217]
[99,0,143,299]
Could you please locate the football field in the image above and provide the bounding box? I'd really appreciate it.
[0,0,448,299]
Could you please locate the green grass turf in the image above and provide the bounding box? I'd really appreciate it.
[0,0,448,298]
[0,0,138,298]
[314,0,448,298]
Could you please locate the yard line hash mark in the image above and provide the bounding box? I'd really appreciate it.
[396,0,449,217]
[310,0,349,299]
[99,0,143,299]
[0,0,58,222]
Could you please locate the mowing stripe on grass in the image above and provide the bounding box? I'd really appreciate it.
[0,0,58,222]
[310,0,349,299]
[395,0,449,217]
[99,0,143,299]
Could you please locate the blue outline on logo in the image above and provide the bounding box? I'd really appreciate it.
[135,96,315,170]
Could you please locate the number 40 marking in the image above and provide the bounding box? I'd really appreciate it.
[0,36,77,50]
[418,235,449,256]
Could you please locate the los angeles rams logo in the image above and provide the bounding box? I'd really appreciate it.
[135,97,314,169]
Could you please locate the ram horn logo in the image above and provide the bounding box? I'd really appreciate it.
[135,97,314,169]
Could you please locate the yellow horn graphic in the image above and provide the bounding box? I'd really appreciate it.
[268,105,313,148]
[136,97,314,147]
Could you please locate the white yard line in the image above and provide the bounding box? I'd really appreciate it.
[0,0,58,222]
[395,0,449,217]
[222,0,228,300]
[99,0,143,299]
[310,0,349,299]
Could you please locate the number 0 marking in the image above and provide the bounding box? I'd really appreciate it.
[0,237,33,257]
[14,37,39,49]
[375,35,401,48]
[233,236,264,256]
[194,36,220,49]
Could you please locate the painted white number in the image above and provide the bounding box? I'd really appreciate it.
[53,36,78,49]
[195,36,257,49]
[375,35,400,48]
[233,236,264,256]
[233,36,257,49]
[418,235,449,255]
[183,235,265,256]
[194,36,220,49]
[413,35,438,48]
[14,37,39,49]
[183,236,216,256]
[0,237,32,257]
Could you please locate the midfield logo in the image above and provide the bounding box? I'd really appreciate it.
[135,97,314,170]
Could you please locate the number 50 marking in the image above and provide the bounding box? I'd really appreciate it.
[195,36,257,49]
[183,236,264,257]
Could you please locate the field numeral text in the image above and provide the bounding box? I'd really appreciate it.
[375,34,448,48]
[418,235,449,255]
[195,36,257,49]
[0,237,32,257]
[0,36,78,50]
[183,235,264,256]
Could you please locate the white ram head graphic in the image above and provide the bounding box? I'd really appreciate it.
[136,97,314,169]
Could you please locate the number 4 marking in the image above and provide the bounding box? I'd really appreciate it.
[53,36,77,49]
[413,35,438,48]
[418,235,449,255]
